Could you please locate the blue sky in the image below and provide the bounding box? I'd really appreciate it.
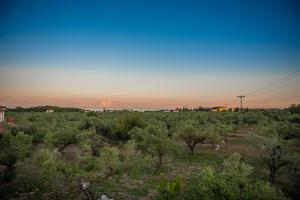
[0,0,300,108]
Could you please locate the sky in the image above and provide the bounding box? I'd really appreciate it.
[0,0,300,109]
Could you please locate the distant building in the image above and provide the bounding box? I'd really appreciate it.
[210,105,228,112]
[0,106,6,123]
[46,109,54,113]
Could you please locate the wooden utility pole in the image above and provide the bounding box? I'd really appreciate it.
[237,95,246,110]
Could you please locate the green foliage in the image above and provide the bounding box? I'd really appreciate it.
[112,114,145,141]
[157,175,182,200]
[198,167,232,200]
[288,103,300,115]
[215,123,234,141]
[275,121,300,139]
[95,118,114,138]
[76,128,103,156]
[33,149,82,199]
[244,180,289,200]
[288,114,300,125]
[9,106,83,112]
[249,123,291,184]
[241,111,264,124]
[44,127,79,151]
[95,114,145,142]
[0,132,33,167]
[78,118,93,130]
[196,154,288,200]
[118,140,142,169]
[1,109,298,199]
[222,153,253,188]
[100,146,122,176]
[176,120,207,154]
[176,120,233,154]
[133,120,172,168]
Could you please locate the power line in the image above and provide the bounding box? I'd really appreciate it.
[248,79,300,107]
[248,78,300,100]
[256,94,300,108]
[246,69,300,96]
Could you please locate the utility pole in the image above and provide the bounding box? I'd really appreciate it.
[237,95,246,110]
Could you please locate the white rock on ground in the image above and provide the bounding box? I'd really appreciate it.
[214,144,220,150]
[99,194,114,200]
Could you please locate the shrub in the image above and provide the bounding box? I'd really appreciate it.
[157,175,182,200]
[244,180,289,200]
[197,167,232,200]
[288,103,300,115]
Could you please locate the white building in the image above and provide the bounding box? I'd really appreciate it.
[0,106,6,123]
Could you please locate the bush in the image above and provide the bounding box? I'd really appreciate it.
[157,175,182,200]
[244,180,289,200]
[288,103,300,115]
[0,132,33,167]
[100,146,122,176]
[44,127,79,151]
[197,167,232,200]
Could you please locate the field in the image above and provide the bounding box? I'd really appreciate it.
[1,107,300,200]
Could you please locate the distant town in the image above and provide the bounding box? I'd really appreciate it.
[0,104,256,114]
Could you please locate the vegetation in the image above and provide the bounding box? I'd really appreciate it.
[248,122,292,184]
[157,176,182,200]
[8,105,84,112]
[0,107,300,199]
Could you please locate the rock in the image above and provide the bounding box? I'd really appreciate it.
[214,144,220,150]
[99,194,114,200]
[61,144,80,161]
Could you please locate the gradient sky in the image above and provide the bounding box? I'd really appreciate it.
[1,0,300,109]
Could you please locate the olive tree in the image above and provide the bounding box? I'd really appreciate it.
[44,127,79,152]
[198,167,232,200]
[197,153,288,200]
[244,180,289,200]
[248,123,291,184]
[76,128,103,157]
[133,120,172,168]
[175,120,208,154]
[215,123,234,143]
[0,132,33,183]
[222,153,253,199]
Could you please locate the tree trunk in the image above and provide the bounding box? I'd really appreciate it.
[158,152,163,168]
[239,184,244,200]
[186,140,196,154]
[188,144,195,154]
[82,190,92,200]
[269,168,276,185]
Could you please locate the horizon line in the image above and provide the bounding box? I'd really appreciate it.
[1,104,294,111]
